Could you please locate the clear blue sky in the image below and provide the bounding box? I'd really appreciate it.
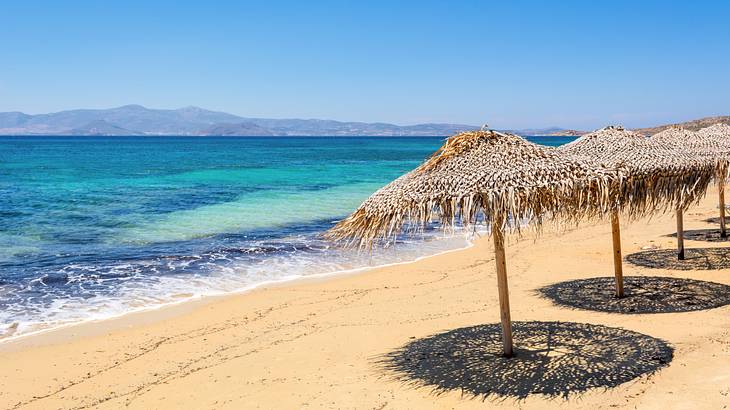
[1,1,729,130]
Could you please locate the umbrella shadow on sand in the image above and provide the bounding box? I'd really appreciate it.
[704,216,728,225]
[626,247,730,270]
[537,276,730,314]
[667,228,730,242]
[375,321,672,401]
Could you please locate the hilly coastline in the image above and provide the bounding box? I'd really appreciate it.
[0,105,479,137]
[1,105,726,137]
[0,105,581,137]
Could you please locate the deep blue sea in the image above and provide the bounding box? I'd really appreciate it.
[0,135,574,338]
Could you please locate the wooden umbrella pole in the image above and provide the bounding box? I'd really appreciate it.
[676,209,685,260]
[492,217,513,357]
[610,210,624,298]
[719,177,727,238]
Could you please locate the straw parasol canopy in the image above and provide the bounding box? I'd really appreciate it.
[698,123,730,141]
[327,129,625,356]
[561,126,715,217]
[696,123,730,175]
[697,122,730,179]
[328,130,621,247]
[649,126,730,244]
[695,123,730,179]
[651,126,730,172]
[559,126,717,295]
[654,124,730,239]
[658,124,730,146]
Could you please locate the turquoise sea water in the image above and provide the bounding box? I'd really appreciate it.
[0,135,574,338]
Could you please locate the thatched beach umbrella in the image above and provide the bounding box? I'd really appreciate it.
[559,126,715,295]
[327,130,621,357]
[651,126,730,243]
[698,124,730,236]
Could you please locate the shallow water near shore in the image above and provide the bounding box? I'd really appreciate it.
[0,135,573,338]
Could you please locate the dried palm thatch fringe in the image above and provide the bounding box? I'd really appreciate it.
[560,126,717,219]
[326,130,624,248]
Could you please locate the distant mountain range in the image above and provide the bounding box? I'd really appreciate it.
[0,105,577,137]
[0,105,478,136]
[3,105,722,137]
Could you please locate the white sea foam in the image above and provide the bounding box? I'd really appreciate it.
[0,228,483,343]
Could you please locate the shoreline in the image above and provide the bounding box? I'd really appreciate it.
[2,191,730,408]
[0,235,478,351]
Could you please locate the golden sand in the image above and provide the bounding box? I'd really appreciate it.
[1,191,729,409]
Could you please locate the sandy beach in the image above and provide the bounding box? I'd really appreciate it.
[2,190,730,409]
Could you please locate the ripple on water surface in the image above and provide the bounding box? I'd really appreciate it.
[0,136,567,339]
